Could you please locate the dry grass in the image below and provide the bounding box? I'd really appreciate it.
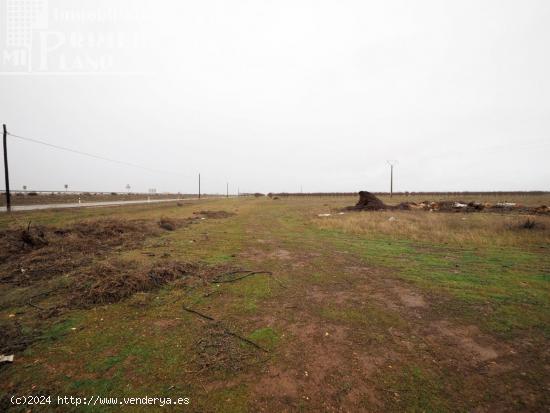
[317,210,550,248]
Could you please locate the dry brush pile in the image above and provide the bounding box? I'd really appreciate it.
[0,211,244,354]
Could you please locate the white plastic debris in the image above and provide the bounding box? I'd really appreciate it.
[0,355,14,363]
[388,216,396,222]
[318,213,332,217]
[496,202,516,208]
[338,212,345,215]
[454,202,468,208]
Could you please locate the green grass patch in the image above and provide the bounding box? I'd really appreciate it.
[317,227,550,337]
[248,327,279,351]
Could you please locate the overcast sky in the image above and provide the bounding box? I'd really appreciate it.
[1,0,549,194]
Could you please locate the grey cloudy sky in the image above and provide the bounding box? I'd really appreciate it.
[1,0,549,194]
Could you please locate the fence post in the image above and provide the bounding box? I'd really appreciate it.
[3,125,11,212]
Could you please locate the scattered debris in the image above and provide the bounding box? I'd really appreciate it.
[495,202,517,208]
[0,355,14,363]
[182,306,215,321]
[344,192,549,215]
[318,213,332,217]
[193,323,262,373]
[183,306,268,353]
[388,216,396,222]
[211,270,274,284]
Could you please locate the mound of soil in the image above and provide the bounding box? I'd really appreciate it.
[346,191,387,211]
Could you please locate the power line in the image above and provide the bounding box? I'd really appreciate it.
[7,131,194,179]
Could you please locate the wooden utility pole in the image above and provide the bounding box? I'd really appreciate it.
[198,174,201,199]
[390,164,393,198]
[226,182,229,198]
[387,160,397,198]
[3,125,11,212]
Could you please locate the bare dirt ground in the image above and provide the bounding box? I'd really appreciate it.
[0,197,548,412]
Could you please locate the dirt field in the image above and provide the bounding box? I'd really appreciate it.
[0,196,549,412]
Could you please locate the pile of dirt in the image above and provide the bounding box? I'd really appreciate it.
[0,219,160,286]
[346,191,387,211]
[71,260,203,307]
[194,210,236,219]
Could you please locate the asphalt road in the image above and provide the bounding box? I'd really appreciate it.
[0,197,201,212]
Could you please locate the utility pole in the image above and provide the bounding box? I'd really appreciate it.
[3,125,11,212]
[387,160,398,198]
[198,174,201,199]
[226,182,229,198]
